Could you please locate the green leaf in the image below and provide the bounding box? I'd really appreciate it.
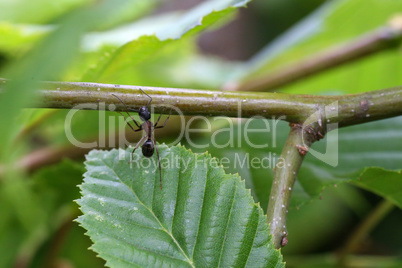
[0,23,47,57]
[350,168,402,208]
[75,9,239,88]
[77,145,284,267]
[187,116,402,210]
[298,117,402,207]
[83,0,251,83]
[0,160,84,268]
[54,221,107,268]
[235,0,402,94]
[32,159,85,210]
[0,0,158,29]
[0,0,92,24]
[0,0,136,162]
[283,184,367,254]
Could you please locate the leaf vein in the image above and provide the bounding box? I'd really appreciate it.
[191,160,209,260]
[100,157,195,267]
[217,179,238,267]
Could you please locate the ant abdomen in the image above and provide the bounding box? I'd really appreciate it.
[142,139,154,157]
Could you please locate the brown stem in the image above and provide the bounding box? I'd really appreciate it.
[44,213,77,268]
[0,117,182,177]
[233,20,402,92]
[0,79,400,126]
[15,110,58,142]
[267,122,323,248]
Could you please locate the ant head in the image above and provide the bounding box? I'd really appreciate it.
[139,106,151,121]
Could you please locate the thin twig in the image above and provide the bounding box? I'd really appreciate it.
[0,117,182,177]
[337,199,395,262]
[232,19,402,92]
[15,110,58,142]
[1,116,206,179]
[44,212,78,268]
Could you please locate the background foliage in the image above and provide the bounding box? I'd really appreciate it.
[0,0,401,267]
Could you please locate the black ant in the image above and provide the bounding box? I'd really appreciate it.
[112,89,170,189]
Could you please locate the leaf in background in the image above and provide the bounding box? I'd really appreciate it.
[84,0,251,84]
[0,0,92,24]
[298,117,402,207]
[0,0,136,162]
[55,222,106,268]
[0,204,26,268]
[28,109,119,147]
[350,168,402,208]
[27,160,96,268]
[73,10,239,88]
[83,0,162,31]
[0,23,48,58]
[0,160,84,268]
[234,0,402,94]
[0,0,160,30]
[226,0,340,84]
[282,116,401,208]
[283,184,366,254]
[32,159,85,210]
[187,116,402,210]
[81,12,182,52]
[77,145,284,267]
[164,53,240,89]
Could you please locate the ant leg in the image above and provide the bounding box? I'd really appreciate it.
[154,109,172,129]
[139,88,152,108]
[112,94,142,129]
[152,137,163,190]
[154,113,163,127]
[130,136,147,162]
[117,111,143,132]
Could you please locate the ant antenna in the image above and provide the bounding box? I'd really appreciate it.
[139,88,152,108]
[111,94,141,129]
[112,93,129,110]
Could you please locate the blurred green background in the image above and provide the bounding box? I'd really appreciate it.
[0,0,401,267]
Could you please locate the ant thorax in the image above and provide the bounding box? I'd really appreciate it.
[143,121,153,137]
